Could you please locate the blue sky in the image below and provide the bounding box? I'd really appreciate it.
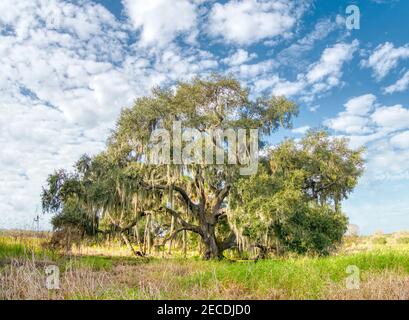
[0,0,408,234]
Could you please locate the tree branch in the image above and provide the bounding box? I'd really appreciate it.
[102,211,146,234]
[162,207,201,235]
[220,231,237,251]
[212,185,230,216]
[162,226,200,246]
[143,183,199,214]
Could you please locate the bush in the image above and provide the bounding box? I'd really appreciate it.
[275,205,348,255]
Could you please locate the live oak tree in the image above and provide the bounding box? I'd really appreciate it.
[105,75,298,259]
[43,75,298,259]
[42,75,364,260]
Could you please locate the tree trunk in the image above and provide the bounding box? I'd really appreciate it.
[200,224,221,260]
[255,244,268,260]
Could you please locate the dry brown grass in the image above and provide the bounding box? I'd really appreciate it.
[324,271,409,300]
[2,257,409,300]
[2,230,409,300]
[0,258,116,300]
[111,261,260,299]
[0,258,285,300]
[0,230,51,239]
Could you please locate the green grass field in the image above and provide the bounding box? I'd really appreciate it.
[1,231,409,300]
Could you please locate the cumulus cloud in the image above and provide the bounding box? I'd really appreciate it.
[325,94,409,135]
[277,16,345,68]
[384,70,409,94]
[1,0,406,231]
[390,131,409,149]
[226,60,277,86]
[325,94,409,180]
[271,78,306,97]
[0,0,219,229]
[208,0,309,45]
[270,40,359,101]
[222,49,257,66]
[306,40,359,84]
[0,0,129,229]
[326,114,372,135]
[122,0,198,47]
[371,105,409,130]
[361,42,409,80]
[344,94,377,115]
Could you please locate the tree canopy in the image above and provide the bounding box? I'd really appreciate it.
[229,131,364,256]
[42,74,364,259]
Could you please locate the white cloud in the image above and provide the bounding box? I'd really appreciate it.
[384,70,409,94]
[227,60,277,82]
[271,78,306,97]
[344,94,377,115]
[0,0,220,229]
[390,131,409,149]
[370,145,409,177]
[122,0,198,47]
[1,0,406,233]
[371,105,409,130]
[345,131,387,149]
[326,95,409,135]
[292,126,310,134]
[326,114,372,135]
[208,0,308,45]
[361,42,409,80]
[306,40,359,84]
[325,95,409,181]
[271,40,359,101]
[309,105,320,112]
[278,17,344,66]
[222,49,257,66]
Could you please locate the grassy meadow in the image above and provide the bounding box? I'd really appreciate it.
[1,230,409,300]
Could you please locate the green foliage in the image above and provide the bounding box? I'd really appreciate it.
[41,75,363,259]
[42,74,300,259]
[51,199,97,236]
[230,130,363,256]
[270,130,365,206]
[274,205,348,255]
